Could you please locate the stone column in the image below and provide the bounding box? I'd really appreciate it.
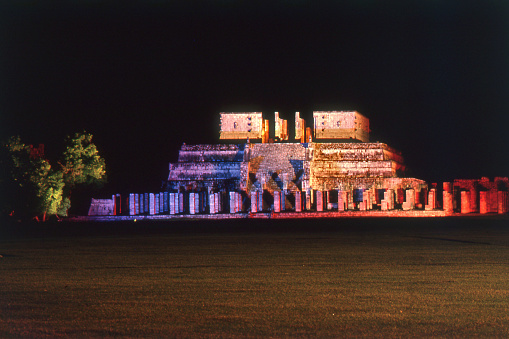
[480,191,488,214]
[347,190,355,210]
[470,187,478,213]
[295,191,302,212]
[489,189,498,213]
[443,182,453,213]
[251,191,258,213]
[209,193,216,214]
[498,191,508,214]
[425,189,436,210]
[273,191,281,213]
[316,190,323,212]
[189,192,195,215]
[129,193,136,215]
[149,193,155,215]
[305,189,311,211]
[229,192,235,213]
[460,191,470,214]
[179,193,184,214]
[139,194,144,215]
[403,189,415,211]
[134,194,140,215]
[414,189,420,208]
[169,193,176,215]
[338,191,344,211]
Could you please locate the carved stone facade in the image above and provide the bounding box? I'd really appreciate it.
[219,112,264,140]
[313,111,370,142]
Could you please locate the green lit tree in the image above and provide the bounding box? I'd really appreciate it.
[1,132,106,221]
[58,132,107,216]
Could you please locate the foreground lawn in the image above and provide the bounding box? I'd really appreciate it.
[1,218,509,337]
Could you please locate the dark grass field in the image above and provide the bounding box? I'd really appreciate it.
[1,217,509,338]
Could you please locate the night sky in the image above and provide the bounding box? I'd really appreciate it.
[2,1,509,198]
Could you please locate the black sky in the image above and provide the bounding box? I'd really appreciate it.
[2,1,509,196]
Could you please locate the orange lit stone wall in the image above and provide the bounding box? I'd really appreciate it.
[309,143,406,189]
[313,111,369,142]
[219,112,263,140]
[274,112,288,141]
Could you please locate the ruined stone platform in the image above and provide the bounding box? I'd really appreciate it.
[68,209,471,222]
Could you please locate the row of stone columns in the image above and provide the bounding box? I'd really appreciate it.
[127,186,508,216]
[129,192,171,216]
[443,182,509,214]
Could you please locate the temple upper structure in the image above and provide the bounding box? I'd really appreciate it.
[219,112,265,140]
[313,111,370,142]
[168,111,425,199]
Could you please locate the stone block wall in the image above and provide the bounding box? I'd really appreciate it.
[88,197,115,216]
[309,143,409,190]
[244,143,307,193]
[313,111,369,142]
[178,144,244,162]
[219,112,263,140]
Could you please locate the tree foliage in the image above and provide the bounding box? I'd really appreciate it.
[1,132,106,221]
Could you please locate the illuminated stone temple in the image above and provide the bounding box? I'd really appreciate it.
[162,110,438,215]
[86,110,509,218]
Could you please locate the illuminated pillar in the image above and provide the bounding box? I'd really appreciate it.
[316,190,323,212]
[148,193,154,215]
[382,189,394,211]
[258,190,263,212]
[295,191,302,212]
[209,193,215,214]
[135,194,140,215]
[169,193,175,215]
[273,191,280,213]
[489,189,498,213]
[498,191,508,214]
[443,182,453,214]
[414,189,421,208]
[480,191,488,214]
[306,189,311,211]
[402,189,415,211]
[251,191,258,213]
[189,193,195,215]
[229,192,236,213]
[425,189,436,210]
[460,191,470,214]
[338,191,345,211]
[129,193,136,215]
[470,187,478,213]
[139,194,144,215]
[179,193,184,214]
[155,194,160,214]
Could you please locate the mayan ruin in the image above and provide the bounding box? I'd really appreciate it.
[86,111,509,219]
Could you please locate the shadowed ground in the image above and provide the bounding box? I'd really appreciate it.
[1,217,509,337]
